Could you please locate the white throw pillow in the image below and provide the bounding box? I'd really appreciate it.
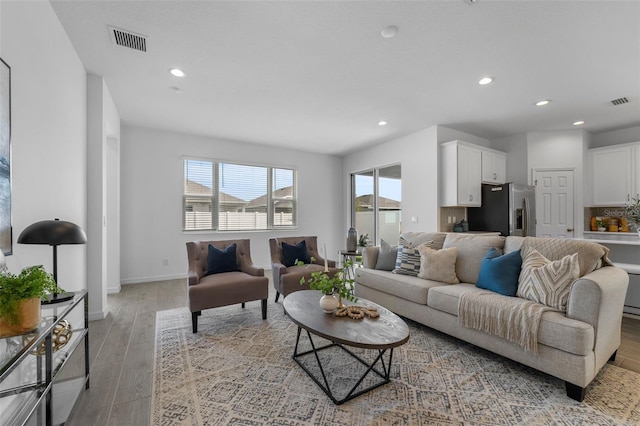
[417,246,459,284]
[517,247,579,312]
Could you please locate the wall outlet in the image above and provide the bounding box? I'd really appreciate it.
[411,216,418,224]
[162,259,169,266]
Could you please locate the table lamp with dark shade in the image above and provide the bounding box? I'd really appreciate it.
[18,218,87,304]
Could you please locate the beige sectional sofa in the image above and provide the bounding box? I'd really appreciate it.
[355,232,629,401]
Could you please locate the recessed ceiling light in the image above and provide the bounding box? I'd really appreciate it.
[378,121,388,126]
[478,77,493,85]
[535,100,550,106]
[573,120,585,126]
[381,26,398,38]
[169,68,186,77]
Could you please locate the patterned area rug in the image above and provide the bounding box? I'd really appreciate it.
[151,301,640,425]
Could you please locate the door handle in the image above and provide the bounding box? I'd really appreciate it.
[567,228,574,232]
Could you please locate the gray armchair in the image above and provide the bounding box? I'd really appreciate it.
[186,239,268,333]
[269,236,339,302]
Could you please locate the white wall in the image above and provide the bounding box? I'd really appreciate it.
[120,125,343,283]
[527,130,587,237]
[0,1,87,291]
[87,75,120,319]
[591,125,640,148]
[492,133,528,184]
[343,126,440,235]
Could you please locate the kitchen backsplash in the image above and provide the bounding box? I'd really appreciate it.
[584,207,631,232]
[439,207,466,232]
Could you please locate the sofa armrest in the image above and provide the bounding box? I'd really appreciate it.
[188,271,200,286]
[311,256,336,268]
[567,266,629,369]
[241,263,265,277]
[361,246,380,269]
[271,262,287,283]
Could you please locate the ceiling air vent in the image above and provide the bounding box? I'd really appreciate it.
[610,97,629,106]
[108,26,147,52]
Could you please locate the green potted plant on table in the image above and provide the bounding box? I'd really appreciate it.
[624,196,640,238]
[0,265,64,337]
[300,259,357,313]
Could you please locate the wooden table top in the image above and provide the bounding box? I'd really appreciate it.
[283,290,410,349]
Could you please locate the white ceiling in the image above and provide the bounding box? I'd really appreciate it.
[50,0,640,155]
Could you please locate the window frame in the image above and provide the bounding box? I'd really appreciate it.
[183,157,298,232]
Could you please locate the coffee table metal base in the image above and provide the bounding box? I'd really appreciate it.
[292,326,394,405]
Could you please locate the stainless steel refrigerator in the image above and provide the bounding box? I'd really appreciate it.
[467,183,535,236]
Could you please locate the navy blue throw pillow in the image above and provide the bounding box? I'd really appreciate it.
[282,240,311,267]
[476,248,522,296]
[206,243,239,275]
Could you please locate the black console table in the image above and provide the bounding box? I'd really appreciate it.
[0,290,89,425]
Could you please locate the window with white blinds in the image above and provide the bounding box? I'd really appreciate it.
[183,159,297,231]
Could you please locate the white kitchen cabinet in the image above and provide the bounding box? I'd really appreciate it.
[589,143,638,206]
[481,149,506,184]
[440,140,482,207]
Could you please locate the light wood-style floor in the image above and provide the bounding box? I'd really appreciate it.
[67,279,640,425]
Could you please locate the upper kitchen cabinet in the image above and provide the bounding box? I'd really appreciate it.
[481,148,506,184]
[589,143,639,206]
[441,140,482,207]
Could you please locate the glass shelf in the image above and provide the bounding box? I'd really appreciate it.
[0,290,88,426]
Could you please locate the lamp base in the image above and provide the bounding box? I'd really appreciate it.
[41,292,75,305]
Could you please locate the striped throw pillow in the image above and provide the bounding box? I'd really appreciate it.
[393,238,433,276]
[516,247,579,312]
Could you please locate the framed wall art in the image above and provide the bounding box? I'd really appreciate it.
[0,58,11,255]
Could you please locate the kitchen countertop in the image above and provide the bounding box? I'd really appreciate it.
[581,232,640,246]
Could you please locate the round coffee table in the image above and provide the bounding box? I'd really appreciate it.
[283,290,410,404]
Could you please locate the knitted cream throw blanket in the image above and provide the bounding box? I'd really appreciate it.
[458,291,556,354]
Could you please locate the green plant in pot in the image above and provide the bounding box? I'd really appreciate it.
[299,258,357,313]
[0,265,64,337]
[624,196,640,236]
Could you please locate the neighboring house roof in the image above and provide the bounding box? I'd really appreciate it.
[184,179,248,205]
[355,194,400,210]
[246,186,293,209]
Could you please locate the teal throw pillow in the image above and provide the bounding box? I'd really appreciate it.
[206,243,239,275]
[282,240,311,267]
[476,248,522,296]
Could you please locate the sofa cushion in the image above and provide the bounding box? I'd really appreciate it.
[417,246,459,284]
[375,239,398,271]
[443,234,506,284]
[400,232,447,250]
[356,268,442,305]
[282,240,311,267]
[393,239,433,276]
[504,236,524,254]
[517,247,579,312]
[476,248,522,296]
[428,284,594,356]
[520,236,611,277]
[206,243,239,275]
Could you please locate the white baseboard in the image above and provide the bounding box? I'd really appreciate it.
[107,285,121,294]
[121,273,187,285]
[89,307,108,321]
[623,306,640,317]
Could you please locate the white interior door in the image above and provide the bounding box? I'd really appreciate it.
[534,169,574,238]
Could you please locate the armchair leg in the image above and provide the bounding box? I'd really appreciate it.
[192,311,201,333]
[242,302,245,309]
[275,292,280,303]
[262,299,267,319]
[609,350,618,362]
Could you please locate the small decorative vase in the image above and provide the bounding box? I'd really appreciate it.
[319,294,339,313]
[347,228,357,252]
